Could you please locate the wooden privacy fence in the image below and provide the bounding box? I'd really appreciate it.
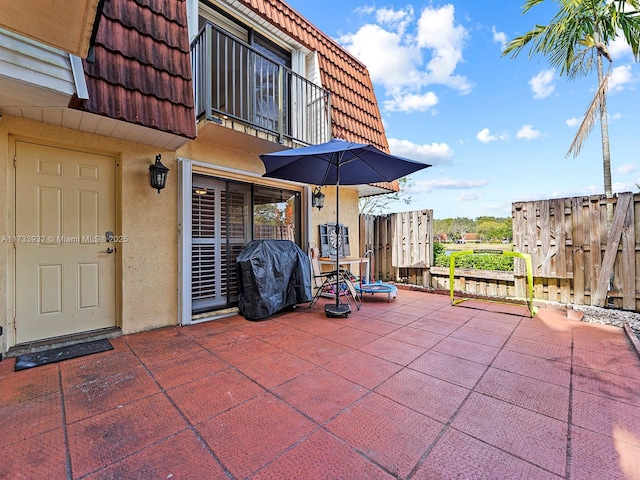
[512,192,639,311]
[360,209,433,284]
[360,193,639,312]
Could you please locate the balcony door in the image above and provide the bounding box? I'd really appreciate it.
[251,32,291,133]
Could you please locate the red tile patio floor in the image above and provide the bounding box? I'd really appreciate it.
[2,290,640,479]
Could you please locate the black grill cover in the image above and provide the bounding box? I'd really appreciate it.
[236,240,312,320]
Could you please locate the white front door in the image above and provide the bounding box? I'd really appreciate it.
[14,141,117,344]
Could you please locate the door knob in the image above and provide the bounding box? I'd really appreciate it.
[106,247,114,254]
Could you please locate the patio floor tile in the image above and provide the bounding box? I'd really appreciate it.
[572,390,640,445]
[166,368,264,425]
[503,336,572,363]
[209,335,281,363]
[0,390,62,447]
[63,365,161,423]
[464,316,520,334]
[569,425,640,480]
[0,362,59,401]
[285,336,352,365]
[345,317,401,336]
[450,324,510,348]
[432,336,500,365]
[475,367,570,421]
[273,367,367,422]
[252,429,394,479]
[360,336,425,365]
[452,392,568,476]
[144,348,229,390]
[321,325,380,349]
[83,429,228,480]
[67,393,187,478]
[60,349,140,388]
[424,309,472,325]
[417,427,563,480]
[326,392,444,478]
[376,368,469,423]
[235,349,315,389]
[197,393,316,479]
[492,349,571,387]
[409,350,487,389]
[572,365,640,406]
[572,347,640,379]
[512,324,573,347]
[408,316,461,335]
[0,428,67,480]
[323,349,402,389]
[385,326,445,349]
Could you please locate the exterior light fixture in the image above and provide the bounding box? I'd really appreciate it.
[194,187,208,195]
[149,154,169,193]
[311,186,325,210]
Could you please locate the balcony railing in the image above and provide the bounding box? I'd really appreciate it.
[191,22,331,146]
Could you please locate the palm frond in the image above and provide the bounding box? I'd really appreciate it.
[566,73,610,158]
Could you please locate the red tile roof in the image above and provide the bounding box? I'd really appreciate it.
[72,0,196,139]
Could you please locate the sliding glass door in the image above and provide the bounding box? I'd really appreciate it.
[191,175,300,314]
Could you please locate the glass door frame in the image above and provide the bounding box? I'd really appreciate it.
[178,158,309,325]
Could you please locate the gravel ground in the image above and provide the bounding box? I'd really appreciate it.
[573,305,640,342]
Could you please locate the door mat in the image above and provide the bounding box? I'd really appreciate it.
[15,338,113,371]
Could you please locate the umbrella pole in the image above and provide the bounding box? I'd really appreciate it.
[325,156,351,317]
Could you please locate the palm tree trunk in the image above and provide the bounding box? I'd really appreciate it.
[597,53,614,227]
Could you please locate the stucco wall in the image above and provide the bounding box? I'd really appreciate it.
[0,116,180,353]
[309,186,360,256]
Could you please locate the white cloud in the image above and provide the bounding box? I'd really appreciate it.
[457,192,482,201]
[566,117,581,127]
[339,4,471,112]
[616,163,636,175]
[412,178,488,194]
[477,128,497,143]
[388,138,454,166]
[376,6,414,35]
[340,24,422,94]
[608,36,633,60]
[517,125,541,140]
[354,5,375,15]
[476,128,507,143]
[416,5,472,93]
[492,26,506,50]
[608,65,634,92]
[383,92,438,112]
[530,69,555,99]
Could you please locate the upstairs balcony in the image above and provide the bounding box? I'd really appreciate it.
[191,22,331,151]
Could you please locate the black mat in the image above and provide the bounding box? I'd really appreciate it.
[15,338,113,371]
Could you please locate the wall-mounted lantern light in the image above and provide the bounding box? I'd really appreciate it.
[311,186,325,210]
[149,154,169,193]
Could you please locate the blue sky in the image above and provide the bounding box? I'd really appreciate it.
[285,0,640,219]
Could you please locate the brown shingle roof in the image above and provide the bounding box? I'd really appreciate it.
[238,0,389,153]
[72,0,196,139]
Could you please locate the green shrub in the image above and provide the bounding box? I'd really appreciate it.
[434,251,514,271]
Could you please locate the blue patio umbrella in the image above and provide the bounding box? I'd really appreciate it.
[260,138,431,317]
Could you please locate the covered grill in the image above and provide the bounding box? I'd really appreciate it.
[236,240,312,320]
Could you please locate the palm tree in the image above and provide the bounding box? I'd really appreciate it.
[503,0,640,223]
